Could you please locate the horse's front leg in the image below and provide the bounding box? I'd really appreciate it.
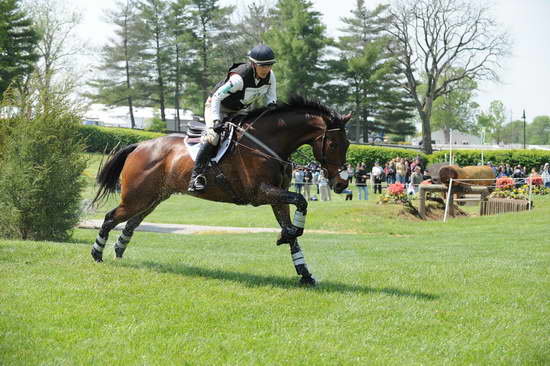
[259,184,307,243]
[272,204,316,286]
[256,183,314,285]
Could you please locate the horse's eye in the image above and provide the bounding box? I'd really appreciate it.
[330,142,338,150]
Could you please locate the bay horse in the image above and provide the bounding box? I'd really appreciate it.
[90,96,351,286]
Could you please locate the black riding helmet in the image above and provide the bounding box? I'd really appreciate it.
[248,45,276,65]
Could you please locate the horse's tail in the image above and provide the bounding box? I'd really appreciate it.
[92,144,139,206]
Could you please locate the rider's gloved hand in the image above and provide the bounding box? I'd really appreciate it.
[212,119,224,133]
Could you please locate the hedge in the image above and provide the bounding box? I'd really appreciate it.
[78,125,164,153]
[429,149,550,171]
[79,126,550,171]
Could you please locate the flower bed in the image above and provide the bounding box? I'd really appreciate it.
[378,183,412,204]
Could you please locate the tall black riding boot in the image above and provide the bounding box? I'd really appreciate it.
[188,142,217,192]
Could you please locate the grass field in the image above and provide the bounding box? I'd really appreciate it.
[1,155,549,365]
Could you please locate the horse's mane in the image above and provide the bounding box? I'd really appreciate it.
[244,95,341,125]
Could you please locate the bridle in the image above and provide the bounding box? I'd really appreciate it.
[314,125,347,168]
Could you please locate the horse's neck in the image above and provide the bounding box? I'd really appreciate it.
[253,112,322,159]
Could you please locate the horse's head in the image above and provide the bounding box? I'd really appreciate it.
[312,113,352,193]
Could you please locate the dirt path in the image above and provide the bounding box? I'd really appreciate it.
[79,219,282,235]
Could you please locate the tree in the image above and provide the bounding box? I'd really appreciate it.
[88,0,143,128]
[430,75,479,143]
[477,100,507,144]
[501,120,524,144]
[179,0,235,114]
[24,0,83,92]
[387,0,510,153]
[266,0,329,100]
[231,1,275,60]
[527,116,550,145]
[135,0,172,121]
[334,1,415,142]
[0,0,39,96]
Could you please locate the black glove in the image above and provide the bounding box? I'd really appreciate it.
[212,120,224,133]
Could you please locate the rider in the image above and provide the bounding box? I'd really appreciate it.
[188,44,278,192]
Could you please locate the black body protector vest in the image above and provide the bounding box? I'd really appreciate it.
[210,63,272,111]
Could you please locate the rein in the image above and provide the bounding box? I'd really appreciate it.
[227,117,343,171]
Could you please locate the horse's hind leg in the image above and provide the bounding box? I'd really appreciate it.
[272,204,315,286]
[114,201,163,259]
[91,199,161,262]
[92,207,123,262]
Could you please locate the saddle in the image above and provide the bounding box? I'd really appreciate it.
[184,120,235,163]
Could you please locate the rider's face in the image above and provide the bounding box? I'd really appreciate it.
[254,63,272,79]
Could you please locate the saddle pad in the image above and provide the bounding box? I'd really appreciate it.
[184,125,234,163]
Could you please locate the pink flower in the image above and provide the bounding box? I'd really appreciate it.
[496,177,514,189]
[388,183,405,195]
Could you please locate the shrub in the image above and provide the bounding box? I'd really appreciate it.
[0,83,86,240]
[78,125,163,153]
[429,149,550,171]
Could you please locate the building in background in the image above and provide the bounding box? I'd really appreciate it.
[83,104,200,131]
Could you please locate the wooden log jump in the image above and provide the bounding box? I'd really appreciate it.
[480,198,530,216]
[418,184,490,219]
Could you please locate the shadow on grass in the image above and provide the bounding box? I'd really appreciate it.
[116,260,438,301]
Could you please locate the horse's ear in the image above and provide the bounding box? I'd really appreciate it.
[341,113,352,125]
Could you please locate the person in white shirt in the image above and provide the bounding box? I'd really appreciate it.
[371,161,384,194]
[188,45,278,192]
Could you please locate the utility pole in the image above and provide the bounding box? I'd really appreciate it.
[522,110,526,149]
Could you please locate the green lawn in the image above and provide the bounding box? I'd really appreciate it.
[1,153,548,365]
[2,199,549,364]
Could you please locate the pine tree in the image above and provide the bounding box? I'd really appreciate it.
[180,0,235,114]
[266,0,329,101]
[135,0,172,121]
[0,0,39,96]
[334,1,414,142]
[87,0,144,128]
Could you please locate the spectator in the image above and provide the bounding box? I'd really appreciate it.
[497,165,507,178]
[294,168,304,194]
[505,163,513,176]
[355,163,368,200]
[395,157,407,184]
[385,160,396,184]
[312,169,320,195]
[319,170,331,201]
[346,163,355,185]
[541,163,550,188]
[511,165,525,188]
[371,161,384,194]
[409,166,423,194]
[303,168,313,200]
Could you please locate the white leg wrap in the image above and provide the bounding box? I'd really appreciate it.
[292,250,305,265]
[96,235,106,245]
[293,211,306,228]
[115,233,131,249]
[93,242,105,253]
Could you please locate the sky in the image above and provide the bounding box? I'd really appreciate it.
[75,0,550,122]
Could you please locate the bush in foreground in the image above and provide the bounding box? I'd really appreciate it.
[0,83,86,240]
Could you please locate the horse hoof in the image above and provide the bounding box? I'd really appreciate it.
[91,248,103,263]
[299,276,316,287]
[114,247,126,259]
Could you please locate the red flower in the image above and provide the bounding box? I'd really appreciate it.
[528,175,543,186]
[388,183,405,195]
[496,177,514,189]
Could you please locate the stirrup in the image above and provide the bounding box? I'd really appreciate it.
[188,174,207,192]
